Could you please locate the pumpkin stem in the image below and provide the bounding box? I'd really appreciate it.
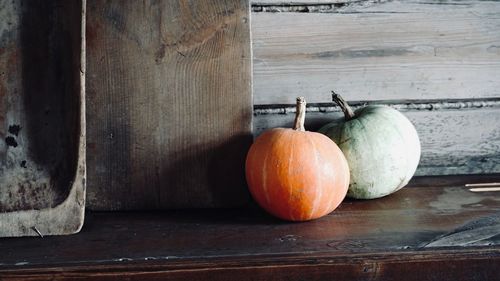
[293,97,306,131]
[331,91,355,120]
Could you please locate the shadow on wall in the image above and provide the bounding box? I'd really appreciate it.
[159,133,253,209]
[16,0,79,209]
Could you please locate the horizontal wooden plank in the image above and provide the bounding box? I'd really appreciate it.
[254,105,500,175]
[1,253,499,281]
[0,179,499,280]
[251,0,500,104]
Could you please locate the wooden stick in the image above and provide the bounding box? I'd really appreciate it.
[468,187,500,192]
[465,182,500,187]
[32,226,44,238]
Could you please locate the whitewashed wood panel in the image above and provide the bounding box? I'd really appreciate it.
[253,106,500,175]
[252,0,500,104]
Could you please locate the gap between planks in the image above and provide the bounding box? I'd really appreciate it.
[253,98,500,115]
[251,0,377,13]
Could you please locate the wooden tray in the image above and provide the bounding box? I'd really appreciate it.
[0,0,85,237]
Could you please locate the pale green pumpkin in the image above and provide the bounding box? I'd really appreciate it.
[319,93,421,199]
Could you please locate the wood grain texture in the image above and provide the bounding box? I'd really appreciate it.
[0,0,86,236]
[251,0,500,104]
[254,105,500,175]
[1,254,498,281]
[86,0,252,210]
[0,176,499,280]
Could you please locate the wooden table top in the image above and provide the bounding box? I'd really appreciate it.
[1,175,499,280]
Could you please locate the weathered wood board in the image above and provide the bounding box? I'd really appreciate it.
[252,0,500,104]
[254,103,500,176]
[0,0,86,237]
[86,0,253,210]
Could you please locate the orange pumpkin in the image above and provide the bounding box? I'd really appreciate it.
[246,97,350,221]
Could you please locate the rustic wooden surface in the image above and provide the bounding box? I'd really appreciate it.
[0,176,499,280]
[86,0,253,210]
[83,0,500,210]
[254,103,500,176]
[251,0,500,104]
[0,0,86,237]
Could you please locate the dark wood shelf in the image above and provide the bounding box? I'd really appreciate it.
[1,175,499,280]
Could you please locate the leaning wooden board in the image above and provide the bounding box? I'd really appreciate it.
[86,1,253,210]
[0,0,86,237]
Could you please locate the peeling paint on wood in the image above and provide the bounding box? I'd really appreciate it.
[253,98,500,115]
[251,0,490,12]
[251,0,386,13]
[251,0,364,9]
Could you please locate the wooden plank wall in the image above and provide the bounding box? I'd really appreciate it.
[251,0,500,176]
[84,0,499,210]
